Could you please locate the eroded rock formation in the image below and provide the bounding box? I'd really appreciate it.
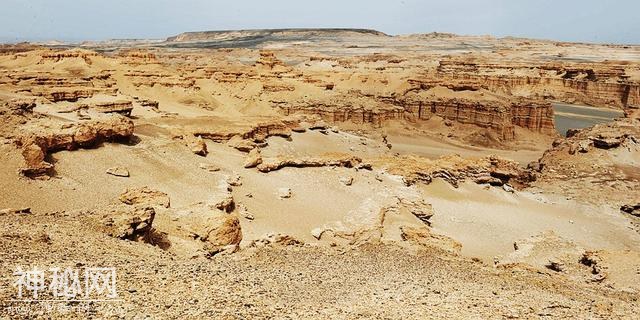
[18,115,134,177]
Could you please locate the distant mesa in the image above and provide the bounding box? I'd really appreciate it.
[166,28,389,43]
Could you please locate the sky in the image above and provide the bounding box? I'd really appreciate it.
[1,0,638,44]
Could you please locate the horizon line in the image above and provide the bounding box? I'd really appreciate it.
[1,28,638,47]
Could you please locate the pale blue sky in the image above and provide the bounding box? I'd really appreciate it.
[1,0,638,44]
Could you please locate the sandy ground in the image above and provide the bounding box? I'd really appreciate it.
[424,180,640,261]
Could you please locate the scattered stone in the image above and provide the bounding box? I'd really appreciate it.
[311,228,325,240]
[356,162,373,170]
[214,195,235,213]
[278,188,292,199]
[241,210,255,221]
[199,163,221,172]
[106,166,130,177]
[545,259,565,272]
[227,174,243,187]
[474,173,504,186]
[250,234,303,247]
[340,176,354,186]
[403,200,435,226]
[577,140,591,153]
[502,184,515,193]
[580,251,608,282]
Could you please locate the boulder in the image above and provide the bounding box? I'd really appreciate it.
[243,148,263,168]
[103,206,155,241]
[178,209,242,253]
[19,143,52,177]
[185,135,208,156]
[621,204,640,217]
[119,187,170,208]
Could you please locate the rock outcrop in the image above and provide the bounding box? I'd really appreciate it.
[374,154,533,188]
[19,115,134,177]
[533,118,640,206]
[256,154,365,173]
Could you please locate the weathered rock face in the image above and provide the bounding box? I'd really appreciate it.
[280,90,555,141]
[91,100,133,115]
[193,120,295,145]
[5,64,118,103]
[19,115,134,177]
[436,58,640,111]
[373,154,534,189]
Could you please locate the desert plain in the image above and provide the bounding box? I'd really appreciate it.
[0,29,639,318]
